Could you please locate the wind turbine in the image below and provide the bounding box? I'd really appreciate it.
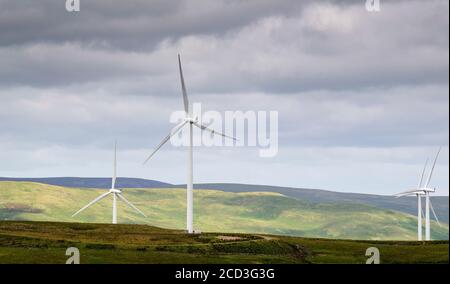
[144,54,237,234]
[395,148,443,241]
[72,142,147,224]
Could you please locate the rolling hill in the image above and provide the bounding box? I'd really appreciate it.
[190,183,450,224]
[0,181,448,240]
[1,177,448,224]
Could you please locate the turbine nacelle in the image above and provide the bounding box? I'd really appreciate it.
[183,117,198,124]
[110,189,122,194]
[419,187,436,193]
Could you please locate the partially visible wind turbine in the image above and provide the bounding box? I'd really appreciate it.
[72,142,147,224]
[395,148,443,241]
[144,54,237,234]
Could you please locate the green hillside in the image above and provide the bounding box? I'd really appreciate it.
[0,181,448,240]
[0,221,447,264]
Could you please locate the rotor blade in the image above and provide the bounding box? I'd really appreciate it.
[425,147,442,188]
[193,122,238,141]
[72,191,111,217]
[418,158,429,189]
[117,193,147,217]
[394,189,424,197]
[429,198,442,227]
[112,141,117,189]
[178,54,189,114]
[143,121,187,164]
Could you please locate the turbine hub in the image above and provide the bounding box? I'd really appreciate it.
[184,117,198,124]
[110,189,122,194]
[420,187,436,193]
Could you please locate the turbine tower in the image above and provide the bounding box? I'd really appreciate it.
[395,148,442,241]
[72,142,147,224]
[144,55,237,234]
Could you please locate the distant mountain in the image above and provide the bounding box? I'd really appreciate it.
[1,177,448,224]
[0,177,172,189]
[188,183,450,224]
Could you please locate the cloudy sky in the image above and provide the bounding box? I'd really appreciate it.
[0,0,448,195]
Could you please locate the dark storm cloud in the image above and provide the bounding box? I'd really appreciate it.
[0,0,306,49]
[0,0,448,92]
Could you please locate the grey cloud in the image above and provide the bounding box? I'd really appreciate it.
[0,84,447,152]
[0,0,306,49]
[200,85,449,148]
[0,0,447,92]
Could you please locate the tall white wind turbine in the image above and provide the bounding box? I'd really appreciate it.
[72,142,147,224]
[395,148,443,241]
[144,55,237,234]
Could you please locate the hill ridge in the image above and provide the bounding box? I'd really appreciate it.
[1,177,448,224]
[0,181,448,240]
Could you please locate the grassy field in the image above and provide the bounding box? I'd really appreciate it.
[0,221,447,264]
[0,181,448,240]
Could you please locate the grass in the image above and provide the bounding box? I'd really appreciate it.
[0,221,447,264]
[0,181,448,240]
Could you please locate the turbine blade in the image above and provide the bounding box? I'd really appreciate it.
[429,198,442,227]
[117,193,147,217]
[394,189,423,197]
[143,121,187,164]
[418,158,429,188]
[194,122,238,141]
[178,54,189,114]
[112,141,117,189]
[72,191,111,217]
[425,147,442,188]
